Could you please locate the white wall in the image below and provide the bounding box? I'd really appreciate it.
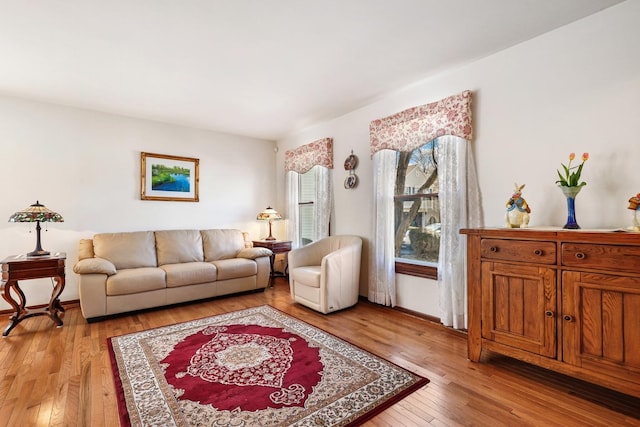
[0,96,278,309]
[276,2,640,318]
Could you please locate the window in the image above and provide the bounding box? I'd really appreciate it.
[285,137,333,250]
[394,139,439,278]
[298,167,317,247]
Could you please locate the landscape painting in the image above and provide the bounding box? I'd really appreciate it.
[141,152,199,202]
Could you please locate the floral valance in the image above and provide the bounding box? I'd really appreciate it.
[369,90,472,157]
[284,137,334,173]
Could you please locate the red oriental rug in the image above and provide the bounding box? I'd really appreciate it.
[108,305,429,426]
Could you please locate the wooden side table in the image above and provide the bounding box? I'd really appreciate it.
[252,240,292,287]
[1,253,66,336]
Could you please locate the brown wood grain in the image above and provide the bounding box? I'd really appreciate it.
[0,277,638,425]
[463,228,640,401]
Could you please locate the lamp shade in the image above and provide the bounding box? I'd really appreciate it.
[256,206,282,240]
[256,206,282,222]
[9,201,64,257]
[9,201,64,223]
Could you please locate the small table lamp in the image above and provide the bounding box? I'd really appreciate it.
[9,200,64,257]
[257,206,282,241]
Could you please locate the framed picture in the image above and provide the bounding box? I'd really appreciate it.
[141,152,199,202]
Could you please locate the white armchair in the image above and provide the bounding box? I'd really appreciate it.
[288,235,362,314]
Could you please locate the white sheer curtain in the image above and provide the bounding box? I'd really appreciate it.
[286,171,300,248]
[313,166,332,242]
[437,136,482,329]
[370,149,397,306]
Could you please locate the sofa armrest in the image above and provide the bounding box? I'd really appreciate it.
[237,247,272,260]
[73,257,117,276]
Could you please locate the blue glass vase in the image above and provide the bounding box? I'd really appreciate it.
[560,186,583,229]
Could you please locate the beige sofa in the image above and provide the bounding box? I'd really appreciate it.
[73,229,272,320]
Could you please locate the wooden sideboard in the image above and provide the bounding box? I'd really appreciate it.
[461,228,640,398]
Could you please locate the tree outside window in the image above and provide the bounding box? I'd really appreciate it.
[394,139,440,267]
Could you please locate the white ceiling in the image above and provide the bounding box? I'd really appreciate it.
[0,0,624,141]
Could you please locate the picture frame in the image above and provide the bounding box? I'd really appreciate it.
[141,152,199,202]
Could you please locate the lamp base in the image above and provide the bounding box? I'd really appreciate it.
[28,221,50,256]
[265,221,276,241]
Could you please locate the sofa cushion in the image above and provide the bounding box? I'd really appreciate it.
[160,262,217,288]
[242,232,252,248]
[211,258,257,281]
[291,266,321,288]
[78,239,95,260]
[201,229,245,261]
[106,267,166,296]
[155,230,204,266]
[94,231,157,270]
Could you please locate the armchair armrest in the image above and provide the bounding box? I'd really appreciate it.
[321,246,356,273]
[73,257,117,276]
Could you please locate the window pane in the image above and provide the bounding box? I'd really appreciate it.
[299,204,314,246]
[298,167,317,246]
[395,139,440,265]
[299,168,316,203]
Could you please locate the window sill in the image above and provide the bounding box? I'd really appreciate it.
[395,261,437,280]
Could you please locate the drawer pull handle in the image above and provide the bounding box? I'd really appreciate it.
[564,315,573,322]
[534,249,543,256]
[545,310,554,317]
[575,252,586,260]
[490,246,498,252]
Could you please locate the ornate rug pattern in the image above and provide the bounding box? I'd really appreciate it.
[108,305,429,426]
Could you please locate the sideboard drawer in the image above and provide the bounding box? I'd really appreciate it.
[562,243,640,273]
[480,238,556,264]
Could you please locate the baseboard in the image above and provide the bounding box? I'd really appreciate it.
[391,304,441,324]
[357,295,467,337]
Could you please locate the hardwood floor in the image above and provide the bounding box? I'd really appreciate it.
[1,277,638,426]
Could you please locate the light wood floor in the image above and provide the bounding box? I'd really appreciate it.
[1,278,638,427]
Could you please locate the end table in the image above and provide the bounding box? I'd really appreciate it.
[1,253,66,336]
[252,240,292,287]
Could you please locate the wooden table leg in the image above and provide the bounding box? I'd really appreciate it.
[2,280,25,337]
[48,275,65,327]
[268,254,276,287]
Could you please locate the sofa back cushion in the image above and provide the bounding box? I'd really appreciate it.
[155,230,204,266]
[201,229,245,261]
[78,239,95,260]
[93,231,157,270]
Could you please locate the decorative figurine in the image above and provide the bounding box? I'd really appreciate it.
[628,193,640,231]
[505,183,531,228]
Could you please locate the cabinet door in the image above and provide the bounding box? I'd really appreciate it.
[563,271,640,381]
[481,262,557,357]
